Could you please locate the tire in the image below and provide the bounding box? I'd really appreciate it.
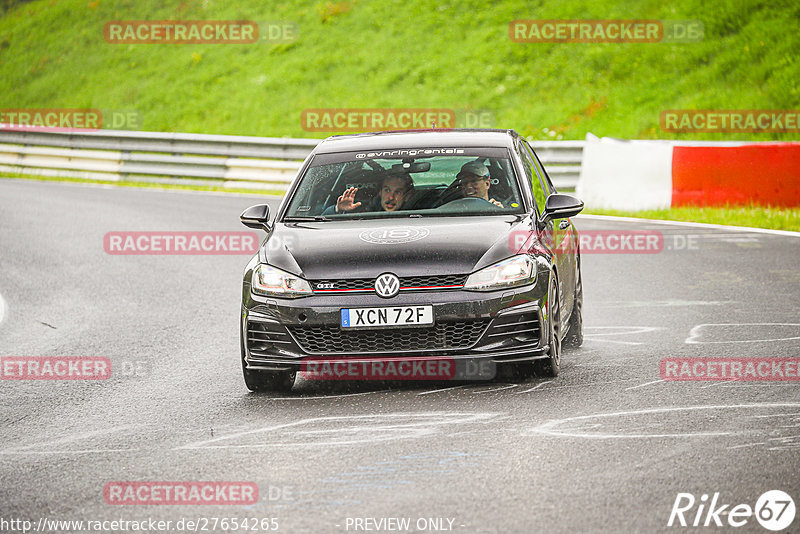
[563,265,583,349]
[533,272,561,377]
[240,328,295,393]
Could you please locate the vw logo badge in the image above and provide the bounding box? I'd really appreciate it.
[374,273,400,298]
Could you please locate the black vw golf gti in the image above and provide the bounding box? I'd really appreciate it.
[239,129,584,392]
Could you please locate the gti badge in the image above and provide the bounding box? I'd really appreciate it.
[374,273,400,298]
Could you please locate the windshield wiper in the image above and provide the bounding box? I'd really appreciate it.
[283,216,331,222]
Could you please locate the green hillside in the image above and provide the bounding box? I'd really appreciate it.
[1,0,798,140]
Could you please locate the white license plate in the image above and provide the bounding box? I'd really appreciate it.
[340,306,433,328]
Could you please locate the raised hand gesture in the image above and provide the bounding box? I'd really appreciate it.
[336,187,362,213]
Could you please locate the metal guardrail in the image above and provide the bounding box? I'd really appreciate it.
[529,140,584,190]
[0,128,584,191]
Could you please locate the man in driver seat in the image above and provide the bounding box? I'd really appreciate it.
[325,172,415,214]
[457,161,504,208]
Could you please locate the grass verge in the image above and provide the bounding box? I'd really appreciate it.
[1,0,798,141]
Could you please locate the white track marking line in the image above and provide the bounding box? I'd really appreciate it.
[540,378,639,391]
[517,381,553,394]
[700,379,738,389]
[179,412,499,450]
[583,325,663,343]
[180,412,482,448]
[265,390,382,400]
[625,379,666,391]
[0,425,135,453]
[529,403,800,440]
[179,419,325,449]
[417,386,466,396]
[472,384,518,394]
[584,326,665,336]
[721,383,800,388]
[583,337,643,346]
[0,448,140,455]
[0,291,6,325]
[597,300,731,308]
[728,442,766,450]
[685,323,800,344]
[577,357,643,366]
[576,214,800,238]
[688,233,766,239]
[768,435,800,441]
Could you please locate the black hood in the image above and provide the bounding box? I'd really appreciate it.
[262,216,532,280]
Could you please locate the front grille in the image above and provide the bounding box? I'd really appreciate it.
[399,275,467,288]
[487,312,541,343]
[311,274,467,292]
[312,278,372,290]
[288,320,490,354]
[247,320,292,356]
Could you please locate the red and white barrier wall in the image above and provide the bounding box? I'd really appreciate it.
[576,136,800,210]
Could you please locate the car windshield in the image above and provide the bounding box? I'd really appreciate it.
[284,148,525,219]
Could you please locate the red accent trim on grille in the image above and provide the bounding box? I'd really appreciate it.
[313,284,463,293]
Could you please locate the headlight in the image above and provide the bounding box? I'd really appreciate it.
[251,264,312,298]
[463,255,536,291]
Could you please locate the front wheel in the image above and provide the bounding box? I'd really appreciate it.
[563,266,583,349]
[533,273,561,377]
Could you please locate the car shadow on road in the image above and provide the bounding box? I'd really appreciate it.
[242,365,555,398]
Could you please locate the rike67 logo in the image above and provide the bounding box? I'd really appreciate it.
[668,490,795,531]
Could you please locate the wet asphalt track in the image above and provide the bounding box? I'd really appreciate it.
[1,178,799,533]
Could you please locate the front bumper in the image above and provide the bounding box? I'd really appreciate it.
[241,282,551,372]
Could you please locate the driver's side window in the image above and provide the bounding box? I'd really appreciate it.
[524,141,557,195]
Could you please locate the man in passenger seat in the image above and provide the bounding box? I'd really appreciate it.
[457,161,504,207]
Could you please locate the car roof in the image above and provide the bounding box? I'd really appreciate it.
[312,129,521,154]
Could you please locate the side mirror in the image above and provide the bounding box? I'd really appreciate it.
[240,204,271,231]
[538,194,584,226]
